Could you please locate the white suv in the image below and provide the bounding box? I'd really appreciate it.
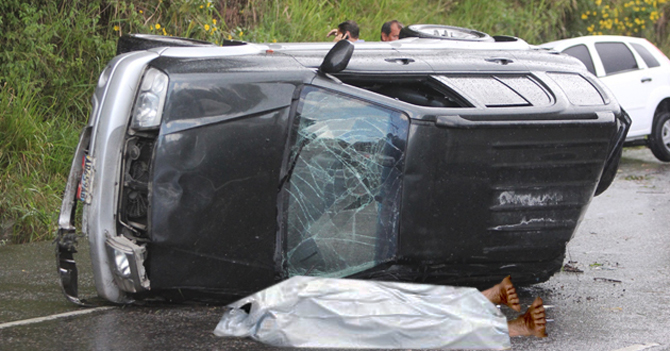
[542,36,670,161]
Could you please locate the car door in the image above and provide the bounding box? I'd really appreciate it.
[626,41,666,137]
[281,84,410,278]
[592,41,656,137]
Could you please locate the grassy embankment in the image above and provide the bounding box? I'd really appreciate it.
[1,0,668,244]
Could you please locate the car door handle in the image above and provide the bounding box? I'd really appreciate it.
[641,77,652,83]
[384,58,415,65]
[485,57,514,65]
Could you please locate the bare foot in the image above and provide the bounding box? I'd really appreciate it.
[481,275,521,312]
[508,297,547,338]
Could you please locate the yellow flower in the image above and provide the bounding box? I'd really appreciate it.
[213,19,217,25]
[200,5,203,8]
[582,13,588,19]
[163,28,167,36]
[139,10,143,14]
[272,38,277,43]
[239,31,244,36]
[150,25,154,30]
[205,24,210,31]
[212,27,217,32]
[207,2,211,7]
[156,23,161,29]
[113,25,120,31]
[228,34,233,40]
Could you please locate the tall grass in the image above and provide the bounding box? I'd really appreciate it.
[0,0,115,244]
[247,0,574,44]
[2,0,670,244]
[0,83,80,243]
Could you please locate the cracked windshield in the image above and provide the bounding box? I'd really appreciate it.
[285,87,409,277]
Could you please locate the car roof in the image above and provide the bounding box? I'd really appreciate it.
[154,37,587,75]
[156,36,535,57]
[541,35,653,50]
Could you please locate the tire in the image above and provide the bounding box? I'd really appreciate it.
[648,109,670,162]
[399,24,493,42]
[116,34,219,55]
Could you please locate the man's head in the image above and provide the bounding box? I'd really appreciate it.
[337,20,360,41]
[381,20,403,42]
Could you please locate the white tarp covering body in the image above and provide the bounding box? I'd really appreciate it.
[213,276,511,349]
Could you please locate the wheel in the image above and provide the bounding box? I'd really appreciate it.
[399,24,493,42]
[648,109,670,162]
[116,34,219,55]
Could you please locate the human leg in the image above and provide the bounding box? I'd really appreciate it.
[507,296,547,338]
[481,275,521,312]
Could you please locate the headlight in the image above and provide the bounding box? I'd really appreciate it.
[106,235,150,292]
[113,248,132,278]
[131,68,168,130]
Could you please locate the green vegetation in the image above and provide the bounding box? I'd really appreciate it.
[2,0,670,244]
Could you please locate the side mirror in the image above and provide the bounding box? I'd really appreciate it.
[319,40,354,74]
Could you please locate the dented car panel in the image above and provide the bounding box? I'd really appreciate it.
[57,34,629,304]
[391,111,619,285]
[148,81,304,293]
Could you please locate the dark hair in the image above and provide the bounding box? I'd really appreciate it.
[381,20,403,35]
[338,20,360,39]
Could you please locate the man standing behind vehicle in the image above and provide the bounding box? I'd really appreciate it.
[327,20,363,42]
[381,20,403,41]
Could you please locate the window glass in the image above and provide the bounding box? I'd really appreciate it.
[631,42,660,68]
[546,72,604,105]
[437,76,528,107]
[563,45,596,75]
[595,42,638,75]
[284,86,409,277]
[495,76,552,106]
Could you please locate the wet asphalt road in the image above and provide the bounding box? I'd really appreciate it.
[1,147,669,351]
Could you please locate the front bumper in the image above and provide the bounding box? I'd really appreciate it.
[55,126,91,306]
[56,50,160,305]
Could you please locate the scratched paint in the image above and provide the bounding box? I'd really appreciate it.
[498,191,564,207]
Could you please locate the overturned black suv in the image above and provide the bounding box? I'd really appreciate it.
[57,25,629,304]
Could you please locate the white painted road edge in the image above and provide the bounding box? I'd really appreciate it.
[0,307,115,330]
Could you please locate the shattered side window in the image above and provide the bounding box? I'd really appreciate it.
[284,86,409,277]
